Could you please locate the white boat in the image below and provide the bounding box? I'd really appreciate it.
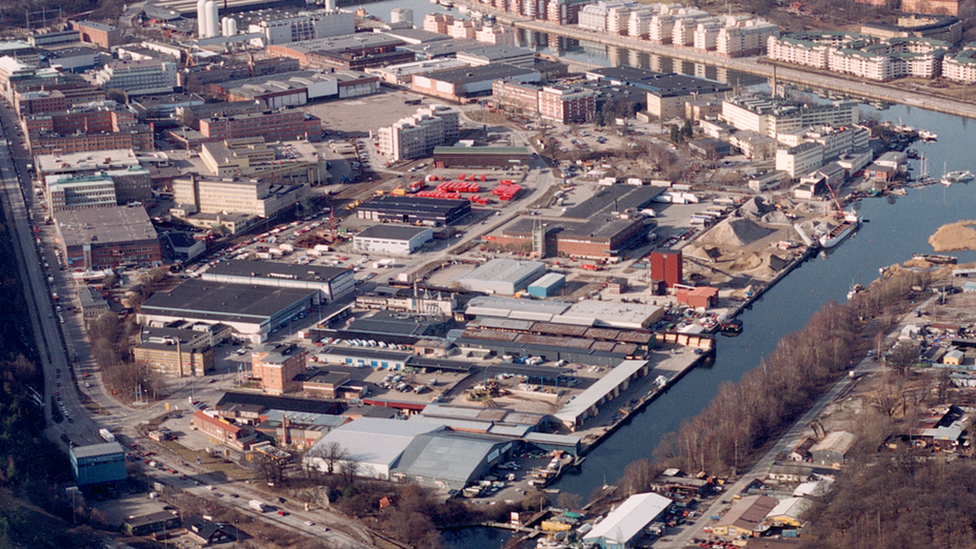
[439,0,454,7]
[457,4,470,13]
[918,129,937,141]
[819,212,860,249]
[945,170,974,183]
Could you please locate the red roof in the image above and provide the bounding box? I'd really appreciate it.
[193,409,241,434]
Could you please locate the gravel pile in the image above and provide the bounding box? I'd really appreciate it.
[699,217,774,248]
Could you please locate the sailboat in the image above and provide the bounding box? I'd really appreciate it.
[940,161,953,186]
[916,154,935,185]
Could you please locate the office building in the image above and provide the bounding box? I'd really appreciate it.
[200,138,330,185]
[171,174,309,218]
[492,80,596,124]
[70,442,126,486]
[93,59,177,95]
[720,94,859,141]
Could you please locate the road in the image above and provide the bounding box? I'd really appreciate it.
[656,295,939,548]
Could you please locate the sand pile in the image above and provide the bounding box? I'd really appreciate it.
[761,211,793,225]
[688,246,722,261]
[729,252,764,271]
[740,196,773,218]
[929,220,976,252]
[700,217,774,248]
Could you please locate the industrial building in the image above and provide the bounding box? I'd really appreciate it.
[200,261,354,301]
[554,360,653,430]
[356,285,457,316]
[352,224,433,256]
[432,146,533,169]
[171,174,309,218]
[192,409,255,449]
[527,272,566,298]
[356,195,472,226]
[411,63,541,102]
[71,20,122,49]
[455,258,547,295]
[137,279,321,343]
[55,205,161,271]
[247,11,355,46]
[466,296,664,329]
[492,81,595,124]
[641,73,733,119]
[492,185,662,259]
[810,430,856,466]
[70,442,126,487]
[712,495,779,540]
[365,58,471,87]
[582,492,673,549]
[132,323,221,377]
[377,105,460,162]
[393,430,514,490]
[265,33,410,70]
[304,418,446,479]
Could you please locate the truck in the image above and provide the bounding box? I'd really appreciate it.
[249,499,269,512]
[99,428,115,443]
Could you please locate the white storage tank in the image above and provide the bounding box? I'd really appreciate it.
[196,0,207,36]
[204,0,219,38]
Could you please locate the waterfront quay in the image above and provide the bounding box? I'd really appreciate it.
[466,2,976,120]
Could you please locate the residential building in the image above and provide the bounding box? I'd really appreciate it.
[861,15,962,45]
[720,94,859,140]
[171,174,310,218]
[93,59,177,95]
[377,105,459,161]
[252,344,307,394]
[55,205,161,270]
[943,43,976,82]
[353,224,434,255]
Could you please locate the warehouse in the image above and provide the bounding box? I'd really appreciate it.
[317,346,412,370]
[527,272,566,298]
[200,261,354,302]
[582,492,672,549]
[432,146,533,168]
[137,280,320,343]
[304,418,446,479]
[392,430,514,490]
[70,442,126,487]
[352,224,433,255]
[554,360,652,430]
[454,258,546,295]
[464,296,664,329]
[356,195,471,226]
[454,328,640,367]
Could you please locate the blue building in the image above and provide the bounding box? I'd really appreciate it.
[70,442,126,486]
[527,273,566,298]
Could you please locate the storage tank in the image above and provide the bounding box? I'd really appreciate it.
[196,0,207,36]
[225,17,237,36]
[221,16,229,36]
[205,0,219,38]
[325,0,336,10]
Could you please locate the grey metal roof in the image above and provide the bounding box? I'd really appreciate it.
[393,431,507,484]
[140,279,317,323]
[355,224,431,241]
[555,360,650,423]
[310,418,444,469]
[71,442,124,459]
[456,259,546,285]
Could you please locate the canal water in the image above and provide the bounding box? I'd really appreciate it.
[336,3,976,543]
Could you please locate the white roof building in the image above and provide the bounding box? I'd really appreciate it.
[583,492,672,549]
[304,418,444,479]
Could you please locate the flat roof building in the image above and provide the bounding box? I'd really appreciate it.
[252,343,307,395]
[393,430,514,490]
[356,195,472,226]
[554,360,652,430]
[412,63,541,102]
[137,279,320,343]
[304,418,445,479]
[200,260,354,302]
[70,442,126,486]
[171,174,309,219]
[353,224,433,256]
[432,146,533,168]
[455,258,547,295]
[55,205,161,271]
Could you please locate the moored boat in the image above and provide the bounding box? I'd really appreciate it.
[912,253,957,265]
[819,212,860,249]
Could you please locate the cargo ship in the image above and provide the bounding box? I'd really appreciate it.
[819,212,860,249]
[912,253,957,265]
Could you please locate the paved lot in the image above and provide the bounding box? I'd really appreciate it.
[303,89,450,137]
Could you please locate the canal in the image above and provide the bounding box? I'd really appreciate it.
[337,2,976,542]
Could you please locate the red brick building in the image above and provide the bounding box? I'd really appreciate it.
[492,81,594,124]
[252,345,307,395]
[676,285,718,308]
[199,111,321,141]
[192,410,253,449]
[651,250,683,288]
[13,90,66,116]
[71,21,122,49]
[900,0,959,14]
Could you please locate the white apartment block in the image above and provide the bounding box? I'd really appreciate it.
[776,142,824,179]
[768,32,948,81]
[943,45,976,83]
[649,15,675,43]
[578,0,639,32]
[717,19,779,57]
[377,105,459,162]
[94,60,177,95]
[693,19,723,51]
